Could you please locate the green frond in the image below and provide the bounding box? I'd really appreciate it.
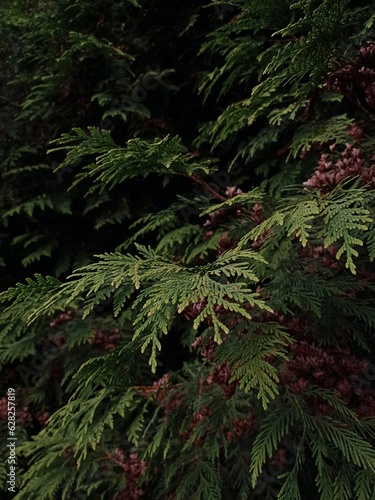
[239,182,374,274]
[354,470,375,500]
[118,194,213,255]
[0,274,62,319]
[0,247,271,372]
[215,321,292,409]
[327,295,375,329]
[304,387,359,422]
[332,462,354,500]
[182,231,224,264]
[365,219,375,262]
[307,416,375,472]
[49,126,117,165]
[250,405,299,486]
[42,387,140,466]
[2,192,72,223]
[277,428,306,500]
[175,457,222,500]
[288,114,354,160]
[307,431,335,499]
[320,183,372,273]
[50,131,216,195]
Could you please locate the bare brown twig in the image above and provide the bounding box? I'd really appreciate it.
[189,174,226,201]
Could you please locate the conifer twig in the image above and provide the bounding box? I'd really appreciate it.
[0,95,20,107]
[189,174,226,201]
[101,448,128,472]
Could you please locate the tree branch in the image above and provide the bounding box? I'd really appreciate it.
[189,174,226,201]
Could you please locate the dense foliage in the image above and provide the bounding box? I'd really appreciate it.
[1,0,375,498]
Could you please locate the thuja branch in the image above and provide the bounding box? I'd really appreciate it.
[189,174,226,201]
[131,383,182,398]
[101,448,128,472]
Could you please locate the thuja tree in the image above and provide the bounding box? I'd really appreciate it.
[1,0,375,499]
[0,0,206,280]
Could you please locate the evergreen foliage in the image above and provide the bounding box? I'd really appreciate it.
[1,0,375,498]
